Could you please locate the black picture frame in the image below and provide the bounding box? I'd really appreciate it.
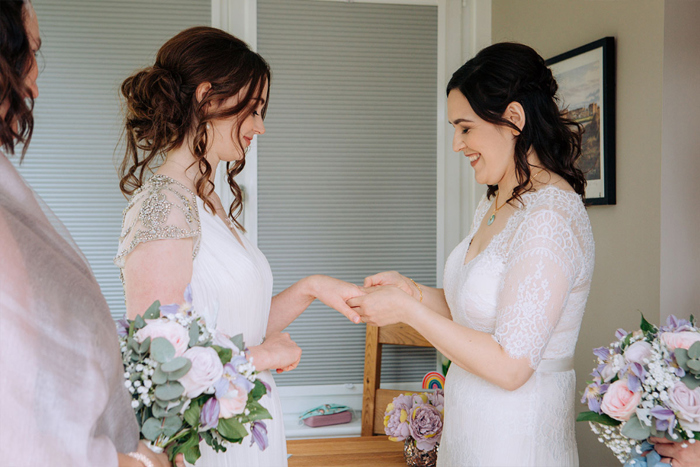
[547,37,616,205]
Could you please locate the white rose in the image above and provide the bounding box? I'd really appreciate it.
[178,347,224,398]
[624,341,652,364]
[213,331,240,353]
[135,319,190,357]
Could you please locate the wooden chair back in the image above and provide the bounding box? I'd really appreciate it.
[360,323,433,436]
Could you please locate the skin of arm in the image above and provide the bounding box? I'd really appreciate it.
[266,275,365,336]
[123,238,298,373]
[347,286,534,391]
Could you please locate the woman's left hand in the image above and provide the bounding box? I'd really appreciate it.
[650,436,700,467]
[346,286,416,327]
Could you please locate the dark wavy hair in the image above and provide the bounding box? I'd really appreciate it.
[0,0,34,158]
[447,42,586,204]
[119,26,270,229]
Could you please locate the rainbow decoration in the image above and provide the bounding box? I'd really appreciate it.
[422,371,445,390]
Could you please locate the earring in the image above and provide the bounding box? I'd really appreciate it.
[206,123,211,130]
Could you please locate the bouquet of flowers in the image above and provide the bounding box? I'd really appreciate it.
[117,286,272,463]
[384,390,443,466]
[578,314,700,463]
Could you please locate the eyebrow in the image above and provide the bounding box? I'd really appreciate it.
[449,118,473,125]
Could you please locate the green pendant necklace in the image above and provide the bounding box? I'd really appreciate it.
[487,190,504,226]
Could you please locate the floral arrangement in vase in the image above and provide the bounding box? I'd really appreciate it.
[117,285,271,463]
[384,390,444,467]
[578,314,700,464]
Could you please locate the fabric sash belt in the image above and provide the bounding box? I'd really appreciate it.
[537,356,575,373]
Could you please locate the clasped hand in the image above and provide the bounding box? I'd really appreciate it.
[345,271,421,327]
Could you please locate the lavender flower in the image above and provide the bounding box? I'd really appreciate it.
[581,379,609,413]
[650,406,676,435]
[250,421,268,451]
[200,397,220,430]
[159,303,180,317]
[616,328,629,341]
[116,318,129,337]
[408,403,443,451]
[660,315,694,333]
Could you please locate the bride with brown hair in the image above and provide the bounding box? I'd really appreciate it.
[116,26,364,466]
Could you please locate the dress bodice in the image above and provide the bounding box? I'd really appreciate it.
[443,186,595,368]
[116,175,286,466]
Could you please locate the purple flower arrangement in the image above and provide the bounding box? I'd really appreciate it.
[118,286,271,463]
[384,390,444,451]
[578,315,700,463]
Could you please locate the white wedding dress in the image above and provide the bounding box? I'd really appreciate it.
[116,174,287,467]
[438,186,594,467]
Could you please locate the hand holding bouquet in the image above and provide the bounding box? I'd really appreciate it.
[117,286,272,463]
[578,315,700,464]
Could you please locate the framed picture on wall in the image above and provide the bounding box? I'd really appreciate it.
[547,37,616,205]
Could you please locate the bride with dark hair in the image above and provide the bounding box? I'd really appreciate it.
[350,43,595,466]
[0,2,177,466]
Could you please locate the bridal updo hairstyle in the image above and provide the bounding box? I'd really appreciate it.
[447,42,586,203]
[119,26,270,229]
[0,0,35,157]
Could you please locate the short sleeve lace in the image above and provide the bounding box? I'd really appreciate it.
[492,201,586,369]
[114,175,201,269]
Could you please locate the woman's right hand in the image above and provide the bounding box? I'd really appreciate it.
[364,271,418,299]
[250,331,302,374]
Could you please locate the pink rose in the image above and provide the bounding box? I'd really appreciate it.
[179,347,224,398]
[667,382,700,431]
[624,341,652,364]
[600,380,642,421]
[661,332,700,351]
[135,319,190,357]
[218,382,248,418]
[213,331,240,353]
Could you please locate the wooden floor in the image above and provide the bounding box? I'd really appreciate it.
[287,436,405,466]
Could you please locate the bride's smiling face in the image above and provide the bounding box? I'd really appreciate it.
[447,89,517,187]
[207,80,268,163]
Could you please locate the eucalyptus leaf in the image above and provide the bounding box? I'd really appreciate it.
[184,399,201,427]
[128,338,140,352]
[153,401,183,418]
[134,314,146,330]
[231,333,244,351]
[689,342,700,360]
[143,300,161,320]
[167,359,192,381]
[162,415,182,437]
[683,373,700,389]
[161,357,189,373]
[576,411,621,427]
[152,366,168,385]
[217,417,247,443]
[688,360,700,372]
[621,415,652,440]
[188,321,200,348]
[141,417,164,441]
[138,336,151,354]
[154,381,184,401]
[151,337,175,364]
[676,349,690,369]
[155,398,170,408]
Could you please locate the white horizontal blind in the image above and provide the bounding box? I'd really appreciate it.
[14,0,210,319]
[257,0,438,386]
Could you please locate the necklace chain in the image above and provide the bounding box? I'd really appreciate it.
[487,168,545,226]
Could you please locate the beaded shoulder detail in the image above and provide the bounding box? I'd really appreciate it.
[114,174,201,268]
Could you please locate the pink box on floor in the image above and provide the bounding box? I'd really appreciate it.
[302,410,352,427]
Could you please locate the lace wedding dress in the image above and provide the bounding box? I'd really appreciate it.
[116,175,287,467]
[438,186,594,467]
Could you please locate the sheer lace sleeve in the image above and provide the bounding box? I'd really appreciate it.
[493,206,583,369]
[114,175,201,268]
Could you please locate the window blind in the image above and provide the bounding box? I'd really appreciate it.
[15,0,211,319]
[257,0,438,386]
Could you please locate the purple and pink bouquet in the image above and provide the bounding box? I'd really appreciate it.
[384,390,444,452]
[578,315,700,463]
[117,286,271,463]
